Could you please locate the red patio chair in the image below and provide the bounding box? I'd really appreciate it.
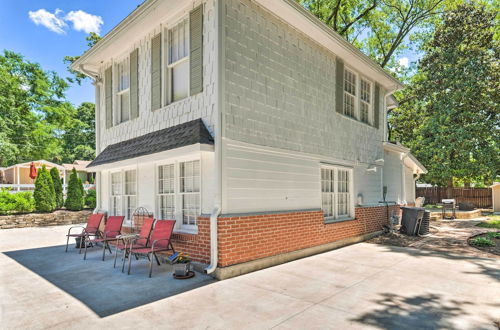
[127,220,176,277]
[83,216,125,261]
[113,217,155,271]
[65,213,104,253]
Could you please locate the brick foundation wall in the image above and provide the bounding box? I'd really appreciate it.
[170,217,211,264]
[0,210,93,229]
[217,205,400,267]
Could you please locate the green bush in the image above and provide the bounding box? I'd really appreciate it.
[33,165,56,212]
[485,232,500,239]
[49,167,64,209]
[85,189,96,209]
[470,237,495,247]
[65,168,84,211]
[476,219,500,229]
[0,190,35,214]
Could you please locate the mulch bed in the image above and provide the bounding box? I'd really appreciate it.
[468,232,500,256]
[367,226,438,248]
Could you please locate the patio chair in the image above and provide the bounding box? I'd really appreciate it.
[113,217,155,271]
[83,216,125,261]
[65,213,104,253]
[127,219,176,277]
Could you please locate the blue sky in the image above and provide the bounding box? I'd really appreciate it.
[0,0,143,106]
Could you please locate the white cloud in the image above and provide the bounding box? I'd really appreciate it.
[399,57,409,68]
[28,9,67,34]
[65,10,103,34]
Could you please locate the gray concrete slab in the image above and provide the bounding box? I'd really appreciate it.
[1,225,499,329]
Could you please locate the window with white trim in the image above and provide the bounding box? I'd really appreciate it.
[180,160,200,227]
[321,165,353,220]
[116,57,130,123]
[167,18,189,103]
[110,172,122,217]
[109,169,137,221]
[360,78,372,124]
[158,164,175,219]
[343,69,356,118]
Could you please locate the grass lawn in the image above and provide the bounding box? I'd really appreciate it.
[476,214,500,229]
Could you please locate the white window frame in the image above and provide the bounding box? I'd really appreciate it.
[157,163,176,220]
[155,157,202,233]
[359,77,373,125]
[163,16,190,106]
[114,56,131,124]
[343,68,357,119]
[320,164,354,221]
[109,168,138,224]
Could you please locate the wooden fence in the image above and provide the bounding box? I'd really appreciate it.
[416,187,492,208]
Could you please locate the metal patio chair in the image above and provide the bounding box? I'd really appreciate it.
[127,219,176,277]
[114,216,155,271]
[65,213,105,253]
[83,216,125,260]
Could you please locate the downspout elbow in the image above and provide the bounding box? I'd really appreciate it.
[204,205,221,274]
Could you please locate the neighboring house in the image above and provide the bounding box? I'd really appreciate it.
[62,160,95,184]
[73,0,426,279]
[491,183,500,213]
[0,160,66,190]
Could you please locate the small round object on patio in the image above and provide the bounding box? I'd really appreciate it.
[173,271,195,279]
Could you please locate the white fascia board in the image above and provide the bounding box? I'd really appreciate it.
[383,142,410,154]
[255,0,403,92]
[87,143,214,171]
[72,0,193,72]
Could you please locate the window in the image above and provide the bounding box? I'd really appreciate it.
[321,165,353,220]
[167,18,189,102]
[360,78,372,124]
[158,164,175,219]
[109,169,137,221]
[156,160,201,230]
[116,57,130,123]
[180,160,200,226]
[110,172,122,217]
[343,69,356,118]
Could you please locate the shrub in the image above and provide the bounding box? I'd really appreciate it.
[33,165,56,212]
[65,168,84,211]
[470,237,495,247]
[476,220,500,229]
[485,232,500,239]
[85,189,96,209]
[0,190,35,214]
[49,167,64,209]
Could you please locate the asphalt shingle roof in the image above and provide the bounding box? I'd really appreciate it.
[87,119,214,168]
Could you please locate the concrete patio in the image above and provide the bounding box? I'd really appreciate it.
[1,224,499,329]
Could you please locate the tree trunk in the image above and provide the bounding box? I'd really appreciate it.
[446,178,454,199]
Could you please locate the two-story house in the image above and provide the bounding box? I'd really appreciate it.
[73,0,426,279]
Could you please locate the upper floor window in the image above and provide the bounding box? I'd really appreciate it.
[343,69,356,118]
[360,78,372,124]
[116,57,130,123]
[168,18,189,103]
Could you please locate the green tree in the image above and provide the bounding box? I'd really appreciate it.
[63,32,101,84]
[61,102,96,162]
[65,168,85,211]
[390,3,500,186]
[33,165,56,212]
[49,167,64,209]
[85,189,97,209]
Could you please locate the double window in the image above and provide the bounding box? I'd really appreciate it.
[110,169,137,221]
[157,160,201,230]
[343,68,373,124]
[321,165,353,220]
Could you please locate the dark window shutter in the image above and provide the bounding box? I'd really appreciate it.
[105,66,113,128]
[374,83,380,129]
[190,5,203,95]
[335,59,344,114]
[130,48,139,119]
[151,34,162,111]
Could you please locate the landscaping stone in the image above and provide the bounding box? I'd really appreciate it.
[0,210,92,229]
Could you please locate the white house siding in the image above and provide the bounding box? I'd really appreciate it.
[383,150,403,203]
[221,0,385,213]
[96,0,217,151]
[404,165,415,204]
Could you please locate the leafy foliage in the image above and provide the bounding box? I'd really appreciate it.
[65,168,84,211]
[476,219,500,229]
[33,165,56,212]
[85,189,97,209]
[63,33,101,84]
[50,167,64,209]
[0,190,35,215]
[389,3,499,186]
[61,102,95,163]
[470,236,495,247]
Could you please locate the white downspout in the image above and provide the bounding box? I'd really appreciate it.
[205,0,224,275]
